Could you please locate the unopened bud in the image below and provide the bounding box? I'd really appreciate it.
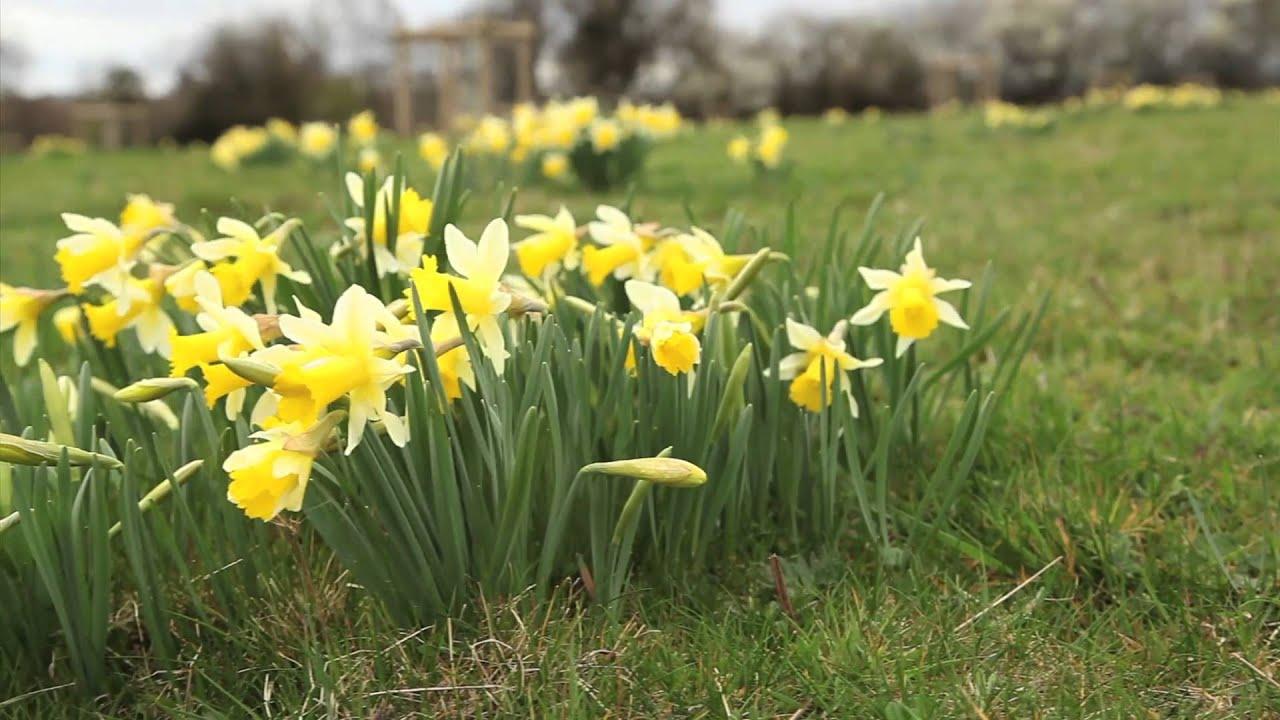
[579,455,707,488]
[0,433,124,470]
[115,377,198,403]
[223,356,281,387]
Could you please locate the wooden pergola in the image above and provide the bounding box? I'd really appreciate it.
[391,18,537,134]
[69,101,150,148]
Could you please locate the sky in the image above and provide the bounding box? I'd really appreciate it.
[0,0,877,96]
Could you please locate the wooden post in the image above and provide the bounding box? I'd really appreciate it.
[393,35,412,135]
[516,36,534,103]
[477,30,494,116]
[438,41,458,129]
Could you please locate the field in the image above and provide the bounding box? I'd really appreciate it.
[1,99,1278,717]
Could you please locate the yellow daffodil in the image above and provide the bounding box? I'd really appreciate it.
[541,151,569,180]
[170,272,265,378]
[778,318,881,414]
[658,227,752,296]
[430,313,475,401]
[272,286,414,452]
[55,213,142,299]
[468,115,511,154]
[514,206,578,278]
[163,260,208,312]
[84,277,173,356]
[583,205,654,286]
[823,107,848,125]
[849,237,971,356]
[201,362,253,420]
[756,125,788,168]
[590,119,622,152]
[191,217,310,313]
[52,305,82,344]
[727,136,750,163]
[298,122,337,158]
[418,132,449,169]
[863,106,882,122]
[624,280,701,376]
[348,110,379,145]
[343,173,434,277]
[357,147,381,174]
[119,194,175,234]
[224,411,342,521]
[266,117,297,144]
[407,219,513,374]
[1,285,65,366]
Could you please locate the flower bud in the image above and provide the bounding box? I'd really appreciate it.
[0,433,124,470]
[222,355,281,386]
[579,456,707,488]
[115,377,198,402]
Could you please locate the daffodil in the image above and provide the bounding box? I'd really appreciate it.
[1,285,65,366]
[119,194,175,234]
[52,305,82,344]
[514,206,578,278]
[55,214,142,299]
[170,272,265,377]
[823,107,849,125]
[224,412,342,521]
[468,115,511,154]
[271,286,414,452]
[83,277,173,356]
[430,313,475,401]
[778,318,881,414]
[418,132,449,169]
[191,217,310,313]
[357,147,381,174]
[162,260,208,313]
[849,237,971,356]
[266,117,297,144]
[541,151,569,180]
[727,135,750,163]
[298,122,337,158]
[756,125,788,168]
[407,219,513,374]
[343,173,435,277]
[624,280,701,375]
[657,227,752,296]
[590,119,622,152]
[582,205,654,286]
[348,110,379,145]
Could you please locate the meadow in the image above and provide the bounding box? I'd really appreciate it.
[0,98,1277,717]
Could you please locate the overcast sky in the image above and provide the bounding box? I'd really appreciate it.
[0,0,883,96]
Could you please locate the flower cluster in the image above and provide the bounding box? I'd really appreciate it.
[210,111,375,170]
[728,119,789,171]
[5,169,978,529]
[456,97,683,188]
[983,100,1054,130]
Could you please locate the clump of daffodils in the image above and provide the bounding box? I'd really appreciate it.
[983,100,1053,131]
[728,119,789,172]
[209,110,380,171]
[461,96,681,189]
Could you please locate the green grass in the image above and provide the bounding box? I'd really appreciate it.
[2,99,1278,717]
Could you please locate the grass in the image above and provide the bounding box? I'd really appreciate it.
[1,99,1278,717]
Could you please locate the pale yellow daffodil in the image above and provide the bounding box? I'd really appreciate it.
[778,318,881,414]
[513,206,579,278]
[849,237,970,356]
[191,217,311,313]
[624,280,701,376]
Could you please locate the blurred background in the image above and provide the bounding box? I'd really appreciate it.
[1,0,1277,149]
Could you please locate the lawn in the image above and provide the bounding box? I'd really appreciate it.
[1,99,1278,717]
